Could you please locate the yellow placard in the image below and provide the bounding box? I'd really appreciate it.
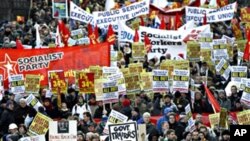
[237,110,250,125]
[187,41,200,62]
[124,73,141,94]
[209,113,220,129]
[140,72,153,92]
[132,42,146,60]
[25,74,40,94]
[129,63,143,73]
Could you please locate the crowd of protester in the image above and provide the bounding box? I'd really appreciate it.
[0,0,250,141]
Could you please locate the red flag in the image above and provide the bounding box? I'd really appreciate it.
[144,34,151,53]
[203,13,207,25]
[204,84,221,113]
[133,29,139,42]
[243,30,250,61]
[16,39,24,49]
[88,23,96,45]
[140,16,145,26]
[175,13,181,30]
[94,25,100,43]
[167,17,171,30]
[58,20,70,47]
[106,24,116,45]
[159,17,166,30]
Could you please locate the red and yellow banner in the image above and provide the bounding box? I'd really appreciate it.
[0,43,110,87]
[241,7,250,23]
[78,72,95,93]
[49,71,67,94]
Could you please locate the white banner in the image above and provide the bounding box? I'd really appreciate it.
[93,0,150,31]
[102,81,119,103]
[215,58,231,80]
[178,20,196,31]
[49,121,77,141]
[107,73,126,95]
[172,69,189,93]
[241,80,250,107]
[19,135,46,141]
[104,110,128,134]
[186,2,237,23]
[108,122,138,141]
[70,1,95,25]
[231,66,247,84]
[152,70,169,92]
[8,74,25,94]
[118,21,134,42]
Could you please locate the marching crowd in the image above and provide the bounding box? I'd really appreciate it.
[0,0,249,141]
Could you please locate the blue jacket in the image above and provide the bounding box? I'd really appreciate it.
[156,107,173,134]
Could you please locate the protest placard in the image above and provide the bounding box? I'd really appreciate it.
[138,124,146,141]
[108,122,138,141]
[93,0,150,31]
[231,66,247,84]
[95,79,105,101]
[129,63,143,73]
[185,104,195,131]
[70,1,94,24]
[28,112,52,136]
[132,42,146,61]
[237,110,250,125]
[140,72,153,93]
[52,0,68,18]
[187,41,200,62]
[78,72,95,93]
[102,67,119,78]
[153,70,169,92]
[8,74,25,94]
[215,58,231,80]
[124,73,141,94]
[212,39,229,61]
[241,7,250,22]
[49,121,77,141]
[102,80,119,103]
[89,66,103,79]
[240,80,250,107]
[19,135,46,141]
[235,40,247,60]
[185,6,211,24]
[198,32,213,43]
[219,108,228,129]
[160,60,174,79]
[25,94,44,111]
[48,70,67,94]
[209,113,220,129]
[118,21,134,43]
[103,110,128,134]
[107,73,126,95]
[173,69,190,93]
[25,74,40,94]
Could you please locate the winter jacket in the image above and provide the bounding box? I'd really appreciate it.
[0,108,15,134]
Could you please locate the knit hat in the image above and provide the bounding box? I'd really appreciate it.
[122,99,130,107]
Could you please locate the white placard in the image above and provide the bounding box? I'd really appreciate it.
[8,74,25,94]
[152,70,169,92]
[231,66,247,84]
[215,58,231,80]
[108,122,138,141]
[107,73,126,94]
[172,69,189,93]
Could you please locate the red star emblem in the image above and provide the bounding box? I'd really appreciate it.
[0,54,18,80]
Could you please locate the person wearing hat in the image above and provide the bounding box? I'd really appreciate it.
[14,98,30,125]
[161,94,178,115]
[0,100,15,135]
[157,107,174,135]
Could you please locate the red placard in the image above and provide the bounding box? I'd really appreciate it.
[78,72,94,93]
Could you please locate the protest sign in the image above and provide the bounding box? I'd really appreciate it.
[212,39,229,61]
[95,79,104,101]
[124,73,141,94]
[8,74,25,94]
[28,112,52,136]
[70,1,94,24]
[235,40,247,60]
[78,72,95,93]
[198,32,213,43]
[240,7,250,22]
[48,70,67,94]
[237,110,250,125]
[185,104,195,131]
[222,35,235,45]
[103,110,128,134]
[52,0,68,18]
[93,0,150,31]
[140,72,153,93]
[153,70,169,92]
[215,58,231,80]
[230,66,247,84]
[187,41,200,62]
[118,21,134,43]
[19,135,46,141]
[129,63,143,73]
[219,108,228,129]
[182,24,211,42]
[25,74,40,94]
[185,6,211,23]
[102,67,119,77]
[25,94,44,111]
[173,69,189,93]
[160,60,174,79]
[209,113,220,129]
[240,80,250,107]
[138,124,146,141]
[132,42,146,61]
[49,120,77,141]
[108,122,138,141]
[89,66,103,79]
[107,73,126,95]
[110,50,118,67]
[71,29,84,40]
[102,80,119,103]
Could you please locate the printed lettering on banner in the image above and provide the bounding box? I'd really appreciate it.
[93,0,150,31]
[102,80,119,103]
[172,69,189,93]
[8,74,25,94]
[215,58,231,80]
[153,70,169,92]
[240,80,250,107]
[231,66,247,84]
[103,110,128,134]
[108,122,138,141]
[107,73,126,95]
[49,121,77,141]
[185,6,212,23]
[52,0,68,18]
[70,1,94,24]
[118,21,134,42]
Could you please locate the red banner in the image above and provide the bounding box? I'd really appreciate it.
[78,72,95,93]
[241,7,250,23]
[0,43,110,87]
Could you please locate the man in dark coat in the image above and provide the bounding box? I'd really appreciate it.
[14,98,30,125]
[0,100,15,136]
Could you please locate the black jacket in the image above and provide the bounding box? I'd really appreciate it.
[0,108,15,134]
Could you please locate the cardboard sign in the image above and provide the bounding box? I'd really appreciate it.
[89,66,103,79]
[237,110,250,125]
[132,42,146,61]
[19,135,46,141]
[25,94,44,111]
[78,72,94,93]
[49,121,77,141]
[95,79,104,101]
[212,39,229,61]
[52,0,68,18]
[129,63,143,73]
[153,70,169,92]
[28,112,52,136]
[160,60,174,79]
[219,108,228,129]
[187,41,200,62]
[240,80,250,107]
[25,74,40,94]
[102,80,119,103]
[185,104,195,131]
[173,69,189,93]
[9,74,25,94]
[231,66,247,84]
[102,67,119,77]
[137,124,146,141]
[209,113,220,129]
[107,73,126,95]
[215,58,231,80]
[108,122,138,141]
[48,70,67,94]
[124,73,141,94]
[140,72,153,93]
[103,110,128,134]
